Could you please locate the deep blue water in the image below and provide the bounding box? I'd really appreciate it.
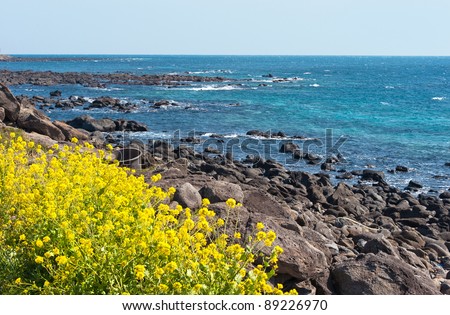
[2,55,450,192]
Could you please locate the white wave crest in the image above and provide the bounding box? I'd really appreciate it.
[190,85,242,91]
[309,84,320,88]
[432,97,446,101]
[187,70,233,75]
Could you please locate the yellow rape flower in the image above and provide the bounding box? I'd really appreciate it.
[35,256,44,264]
[173,282,182,292]
[35,239,44,248]
[226,198,236,208]
[55,256,68,265]
[134,265,146,281]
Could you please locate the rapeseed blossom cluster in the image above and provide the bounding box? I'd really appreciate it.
[0,133,296,295]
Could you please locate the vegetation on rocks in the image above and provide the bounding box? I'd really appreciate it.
[0,133,295,295]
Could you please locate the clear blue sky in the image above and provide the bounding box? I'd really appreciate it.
[1,0,450,55]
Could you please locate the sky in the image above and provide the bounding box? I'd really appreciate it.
[1,0,450,56]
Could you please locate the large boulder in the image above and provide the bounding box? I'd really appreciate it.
[53,120,90,141]
[173,183,202,210]
[16,107,65,141]
[252,215,331,282]
[114,119,148,132]
[0,107,5,122]
[0,83,21,122]
[66,115,116,132]
[331,253,440,294]
[22,132,58,148]
[199,181,244,204]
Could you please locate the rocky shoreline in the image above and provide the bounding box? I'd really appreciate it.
[0,69,231,88]
[1,81,450,295]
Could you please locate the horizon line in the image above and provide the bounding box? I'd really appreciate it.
[2,53,450,58]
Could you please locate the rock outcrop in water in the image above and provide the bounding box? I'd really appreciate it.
[0,69,231,88]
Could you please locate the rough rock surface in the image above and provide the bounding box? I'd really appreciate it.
[173,183,202,210]
[331,253,441,294]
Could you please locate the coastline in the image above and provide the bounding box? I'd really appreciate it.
[1,81,450,295]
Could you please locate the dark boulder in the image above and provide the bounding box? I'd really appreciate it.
[439,191,450,199]
[406,180,423,190]
[49,90,62,97]
[66,115,116,132]
[199,181,244,204]
[153,100,179,108]
[292,150,305,159]
[395,165,409,172]
[246,130,270,138]
[331,253,440,294]
[321,163,336,171]
[0,83,21,122]
[16,107,65,141]
[53,120,90,141]
[114,119,148,132]
[336,172,354,180]
[279,142,299,154]
[361,170,385,182]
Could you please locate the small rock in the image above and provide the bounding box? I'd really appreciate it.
[49,90,62,97]
[361,170,385,182]
[336,172,354,180]
[395,165,409,172]
[441,281,450,295]
[439,191,450,199]
[407,180,423,189]
[321,163,336,171]
[279,142,299,154]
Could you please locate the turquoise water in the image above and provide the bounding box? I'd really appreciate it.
[2,55,450,191]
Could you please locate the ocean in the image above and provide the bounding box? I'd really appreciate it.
[1,55,449,192]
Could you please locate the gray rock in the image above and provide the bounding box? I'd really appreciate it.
[200,180,244,204]
[361,170,385,182]
[331,253,440,294]
[279,142,299,154]
[66,115,116,132]
[53,120,90,141]
[0,83,21,122]
[440,191,450,199]
[395,165,409,172]
[173,183,202,210]
[16,107,65,141]
[440,280,450,295]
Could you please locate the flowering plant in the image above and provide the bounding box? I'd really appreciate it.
[0,132,296,295]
